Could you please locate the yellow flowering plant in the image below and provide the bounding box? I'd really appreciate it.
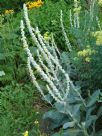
[92,31,102,45]
[98,0,102,6]
[4,9,14,14]
[26,0,44,9]
[73,6,81,14]
[85,57,91,62]
[23,131,28,136]
[73,0,81,14]
[77,46,95,62]
[34,119,39,125]
[43,32,51,42]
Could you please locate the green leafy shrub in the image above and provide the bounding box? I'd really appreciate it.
[0,13,27,84]
[68,0,102,91]
[0,82,44,136]
[27,0,72,50]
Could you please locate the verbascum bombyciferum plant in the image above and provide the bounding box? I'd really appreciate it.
[21,1,102,136]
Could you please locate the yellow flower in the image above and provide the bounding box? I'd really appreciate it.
[92,31,102,45]
[5,9,14,14]
[23,44,28,48]
[96,36,102,45]
[36,111,39,114]
[85,57,91,62]
[34,120,39,124]
[74,0,80,4]
[74,0,81,14]
[73,6,81,14]
[23,131,28,136]
[82,49,89,57]
[26,0,44,9]
[92,31,102,37]
[77,51,83,56]
[43,32,51,41]
[98,0,102,6]
[77,49,89,57]
[77,46,95,57]
[74,0,77,2]
[36,66,41,72]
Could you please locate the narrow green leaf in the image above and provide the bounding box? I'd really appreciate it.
[87,90,100,107]
[63,121,75,129]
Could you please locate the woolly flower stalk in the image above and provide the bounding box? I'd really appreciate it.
[37,49,54,81]
[23,4,55,75]
[60,10,72,52]
[34,27,55,74]
[51,34,60,56]
[96,16,102,31]
[20,20,63,103]
[23,4,71,95]
[69,9,73,28]
[27,57,45,98]
[68,0,81,29]
[89,0,96,21]
[21,4,86,107]
[21,20,45,98]
[73,0,80,28]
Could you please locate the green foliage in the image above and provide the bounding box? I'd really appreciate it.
[0,0,71,13]
[68,1,102,92]
[27,0,71,50]
[97,92,102,102]
[0,0,34,12]
[43,110,68,130]
[43,87,101,135]
[0,13,27,84]
[0,82,43,136]
[52,129,84,136]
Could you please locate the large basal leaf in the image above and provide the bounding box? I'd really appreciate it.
[97,105,102,118]
[60,52,70,63]
[55,102,65,114]
[95,130,102,136]
[67,94,81,104]
[55,102,81,121]
[43,110,68,130]
[44,94,53,103]
[86,105,96,120]
[87,90,100,107]
[52,128,84,136]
